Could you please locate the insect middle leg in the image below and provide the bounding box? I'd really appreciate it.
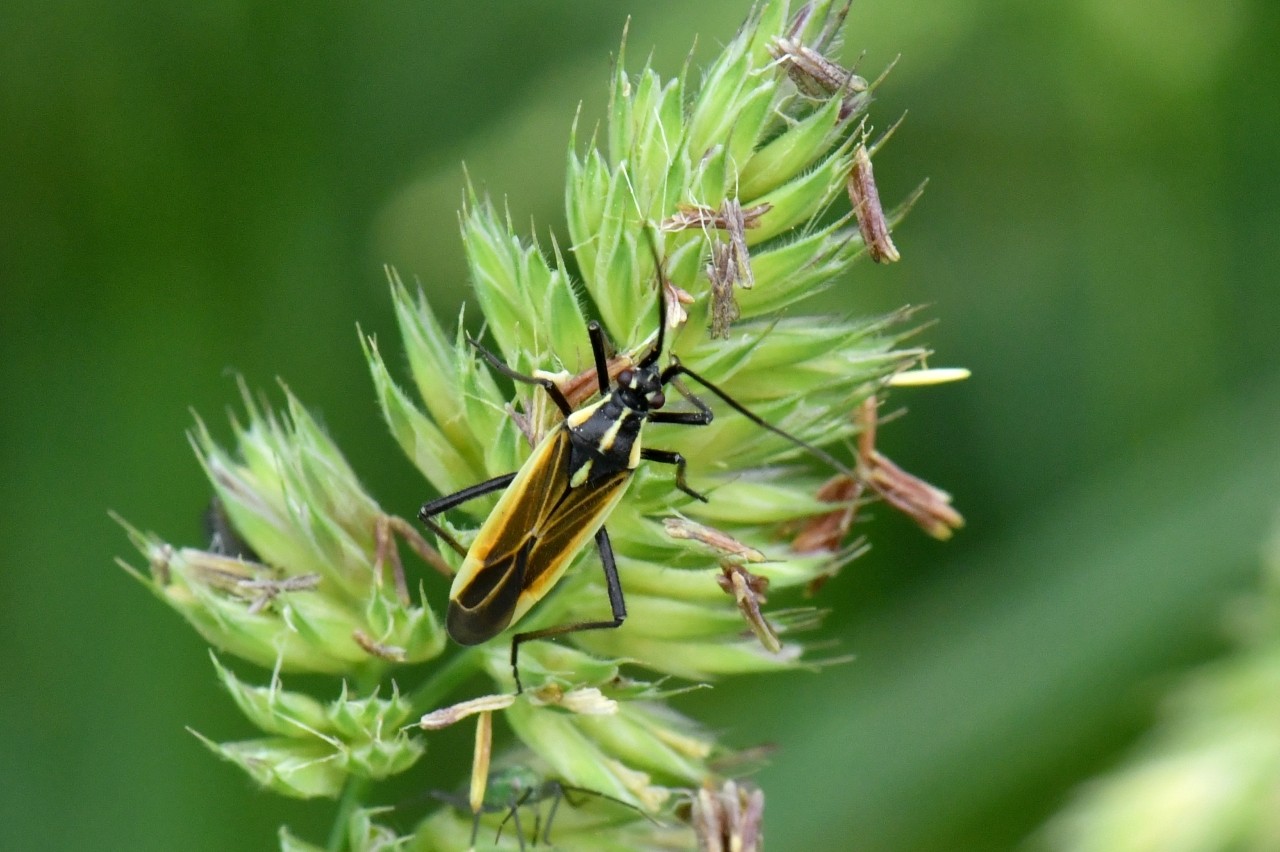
[644,386,714,502]
[509,526,625,693]
[639,447,709,502]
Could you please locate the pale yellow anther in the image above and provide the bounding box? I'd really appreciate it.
[418,693,516,730]
[888,367,972,387]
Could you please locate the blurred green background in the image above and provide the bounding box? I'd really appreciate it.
[3,0,1277,849]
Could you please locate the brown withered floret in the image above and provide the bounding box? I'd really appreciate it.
[717,563,782,653]
[664,517,766,563]
[791,474,863,554]
[848,144,901,263]
[769,35,868,118]
[353,629,407,662]
[691,779,765,852]
[855,397,963,539]
[660,200,770,339]
[707,241,742,339]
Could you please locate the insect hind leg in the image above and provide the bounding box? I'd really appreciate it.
[509,526,626,693]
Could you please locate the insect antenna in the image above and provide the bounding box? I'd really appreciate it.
[640,221,857,479]
[637,226,671,370]
[666,359,856,478]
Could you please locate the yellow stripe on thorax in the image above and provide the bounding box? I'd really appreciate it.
[596,412,627,453]
[569,459,593,488]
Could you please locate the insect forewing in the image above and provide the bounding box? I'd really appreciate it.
[446,425,633,645]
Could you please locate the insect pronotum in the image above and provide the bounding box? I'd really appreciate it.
[418,233,851,692]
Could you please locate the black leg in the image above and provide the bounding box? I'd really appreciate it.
[418,473,517,556]
[640,447,708,502]
[649,373,714,426]
[648,405,712,426]
[587,321,611,397]
[667,359,854,477]
[509,526,626,693]
[467,334,573,416]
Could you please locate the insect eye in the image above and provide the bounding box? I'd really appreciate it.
[649,390,665,409]
[616,369,634,387]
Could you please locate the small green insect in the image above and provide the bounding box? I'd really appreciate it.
[433,766,651,850]
[419,236,849,691]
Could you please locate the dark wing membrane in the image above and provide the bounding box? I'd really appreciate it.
[447,544,530,645]
[521,469,630,598]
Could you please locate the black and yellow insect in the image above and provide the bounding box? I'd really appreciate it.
[419,245,846,692]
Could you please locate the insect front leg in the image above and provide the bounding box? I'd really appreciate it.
[418,473,517,557]
[509,526,626,693]
[668,359,855,477]
[587,321,611,397]
[640,447,709,502]
[648,373,714,428]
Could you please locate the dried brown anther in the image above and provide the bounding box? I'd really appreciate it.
[665,280,695,329]
[660,199,768,338]
[352,629,407,662]
[769,35,868,117]
[660,202,771,233]
[848,144,900,263]
[791,474,862,554]
[856,397,963,539]
[718,564,782,654]
[707,241,742,339]
[665,517,766,563]
[238,573,321,615]
[691,779,765,852]
[190,551,320,613]
[418,693,516,730]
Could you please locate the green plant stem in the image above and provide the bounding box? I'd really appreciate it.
[407,646,484,715]
[325,775,370,852]
[325,653,483,849]
[325,665,389,852]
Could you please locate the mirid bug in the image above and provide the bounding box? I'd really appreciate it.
[418,236,850,692]
[432,766,652,851]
